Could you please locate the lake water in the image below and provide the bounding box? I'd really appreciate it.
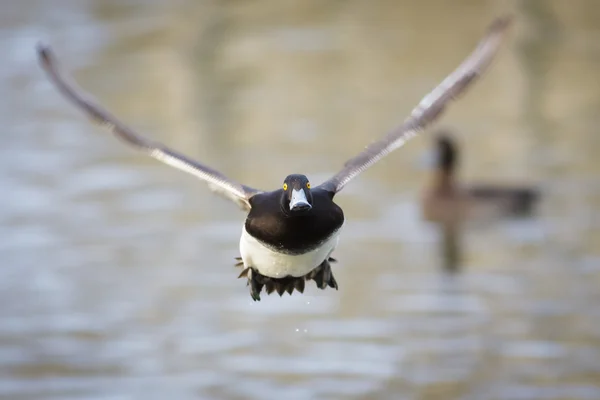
[1,1,600,399]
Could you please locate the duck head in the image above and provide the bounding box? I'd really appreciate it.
[281,174,313,215]
[435,134,458,174]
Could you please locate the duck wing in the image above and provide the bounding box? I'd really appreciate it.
[317,16,513,195]
[37,44,261,211]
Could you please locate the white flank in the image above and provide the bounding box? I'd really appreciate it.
[239,226,342,278]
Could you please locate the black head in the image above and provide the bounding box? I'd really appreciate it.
[435,134,458,173]
[280,174,313,215]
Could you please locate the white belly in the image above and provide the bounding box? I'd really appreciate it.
[239,226,341,278]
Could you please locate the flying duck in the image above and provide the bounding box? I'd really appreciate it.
[421,131,540,225]
[37,16,512,301]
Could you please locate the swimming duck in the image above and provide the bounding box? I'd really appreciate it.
[37,16,511,301]
[422,132,540,225]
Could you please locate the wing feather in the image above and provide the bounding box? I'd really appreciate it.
[37,44,261,211]
[318,16,513,194]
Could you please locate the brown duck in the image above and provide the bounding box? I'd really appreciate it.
[422,133,540,225]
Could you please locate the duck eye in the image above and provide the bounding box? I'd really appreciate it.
[283,183,288,191]
[306,182,311,189]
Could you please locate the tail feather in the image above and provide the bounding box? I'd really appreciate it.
[241,256,339,299]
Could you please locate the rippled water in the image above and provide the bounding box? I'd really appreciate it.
[1,1,600,399]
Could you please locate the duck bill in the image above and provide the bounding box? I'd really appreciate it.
[290,188,311,211]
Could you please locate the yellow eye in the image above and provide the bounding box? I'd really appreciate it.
[306,182,311,189]
[283,183,288,191]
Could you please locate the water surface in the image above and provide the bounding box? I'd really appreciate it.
[1,1,600,399]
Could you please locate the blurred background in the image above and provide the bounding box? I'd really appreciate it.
[1,0,600,399]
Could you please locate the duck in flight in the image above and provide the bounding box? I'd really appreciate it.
[37,16,512,301]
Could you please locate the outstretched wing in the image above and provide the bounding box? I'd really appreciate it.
[37,44,261,211]
[317,16,513,194]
